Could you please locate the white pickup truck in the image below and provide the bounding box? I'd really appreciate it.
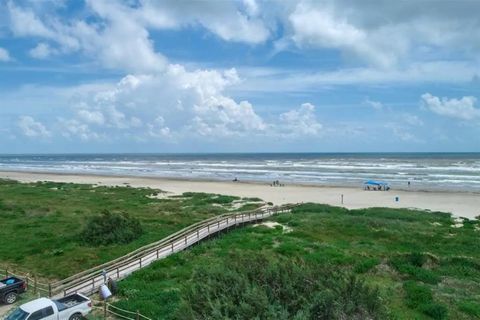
[4,293,91,320]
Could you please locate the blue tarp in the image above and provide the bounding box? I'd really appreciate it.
[364,180,389,186]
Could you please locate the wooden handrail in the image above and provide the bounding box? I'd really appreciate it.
[51,206,269,287]
[51,204,296,296]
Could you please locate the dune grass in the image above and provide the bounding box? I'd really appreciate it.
[114,204,480,319]
[0,179,263,279]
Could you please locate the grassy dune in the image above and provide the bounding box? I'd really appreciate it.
[114,204,480,319]
[0,179,262,279]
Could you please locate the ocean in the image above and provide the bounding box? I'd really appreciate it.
[0,153,479,192]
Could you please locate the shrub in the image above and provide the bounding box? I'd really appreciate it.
[80,210,143,246]
[182,192,240,205]
[458,300,480,317]
[354,258,380,274]
[391,255,440,284]
[403,281,433,309]
[403,281,448,319]
[175,254,386,319]
[421,303,448,320]
[408,252,426,267]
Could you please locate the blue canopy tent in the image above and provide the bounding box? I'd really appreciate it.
[363,180,390,191]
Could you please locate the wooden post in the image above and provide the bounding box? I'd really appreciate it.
[48,283,52,297]
[218,221,220,229]
[156,249,159,259]
[5,268,8,278]
[197,229,199,239]
[139,257,142,268]
[103,300,107,319]
[184,236,187,245]
[116,268,120,279]
[34,274,37,294]
[136,310,140,320]
[208,224,210,232]
[171,242,174,252]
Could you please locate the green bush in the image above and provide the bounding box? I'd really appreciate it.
[403,281,448,319]
[421,303,448,320]
[80,210,143,246]
[391,255,440,284]
[403,281,433,308]
[458,300,480,317]
[354,258,380,274]
[175,254,385,319]
[408,252,426,267]
[182,192,240,205]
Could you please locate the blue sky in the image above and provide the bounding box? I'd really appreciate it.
[0,0,479,153]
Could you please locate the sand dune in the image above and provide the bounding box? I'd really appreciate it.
[0,171,479,219]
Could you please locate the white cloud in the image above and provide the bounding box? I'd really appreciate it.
[364,98,383,110]
[147,116,171,138]
[6,0,269,73]
[421,93,480,120]
[59,118,105,142]
[7,1,166,73]
[235,61,480,93]
[243,0,259,17]
[390,125,419,142]
[29,43,56,59]
[286,0,480,67]
[77,109,105,125]
[17,116,51,138]
[54,65,266,141]
[7,2,54,38]
[0,47,11,61]
[7,0,480,75]
[10,67,329,143]
[7,0,480,73]
[278,103,322,136]
[402,114,424,126]
[140,0,270,44]
[289,2,399,68]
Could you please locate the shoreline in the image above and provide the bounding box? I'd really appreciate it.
[0,170,479,219]
[0,168,478,195]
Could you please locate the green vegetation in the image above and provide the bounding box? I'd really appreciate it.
[177,254,385,319]
[0,179,263,279]
[115,203,480,319]
[80,210,143,246]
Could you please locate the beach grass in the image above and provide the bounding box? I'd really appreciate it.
[0,179,263,279]
[113,203,480,319]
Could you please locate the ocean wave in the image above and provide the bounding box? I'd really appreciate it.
[1,154,480,191]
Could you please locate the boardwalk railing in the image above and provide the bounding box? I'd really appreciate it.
[91,300,153,320]
[48,204,296,297]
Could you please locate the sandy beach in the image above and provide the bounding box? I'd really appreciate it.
[0,170,479,219]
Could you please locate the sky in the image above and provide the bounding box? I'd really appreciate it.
[0,0,479,153]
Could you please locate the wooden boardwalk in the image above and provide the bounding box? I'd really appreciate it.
[49,204,295,298]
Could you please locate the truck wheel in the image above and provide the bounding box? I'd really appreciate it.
[69,314,83,320]
[4,292,17,304]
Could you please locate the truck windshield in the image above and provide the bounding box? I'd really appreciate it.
[5,308,29,320]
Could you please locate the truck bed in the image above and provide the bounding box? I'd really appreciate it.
[54,294,89,312]
[0,277,24,291]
